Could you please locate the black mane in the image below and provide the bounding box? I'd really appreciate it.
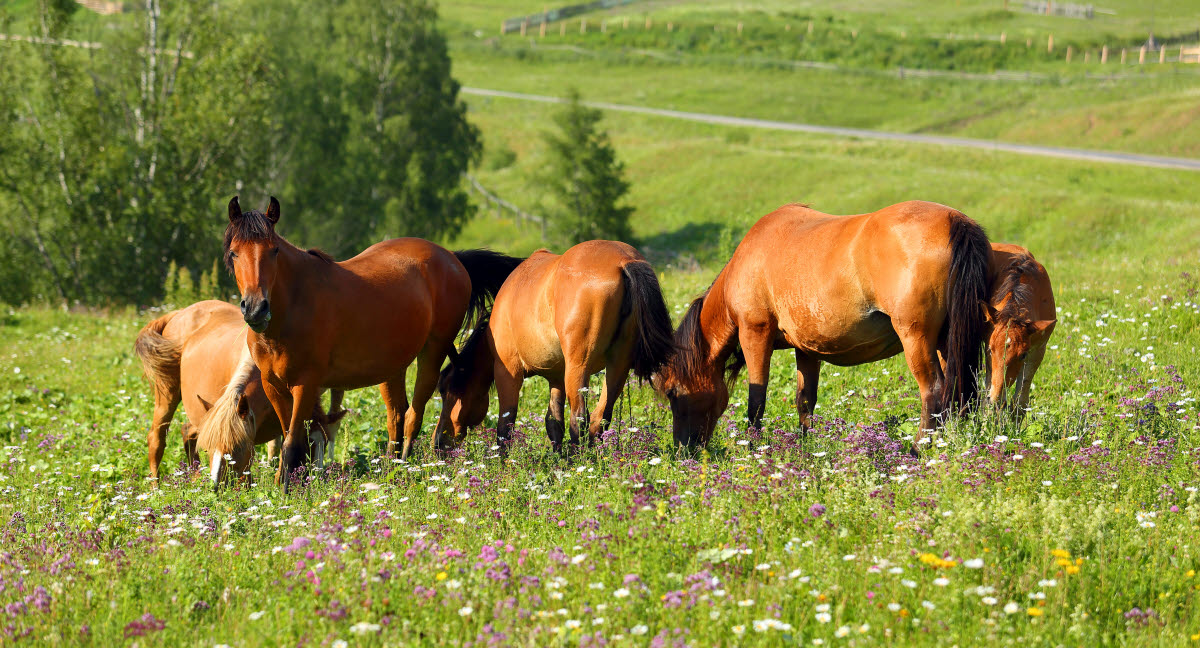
[993,254,1040,322]
[223,209,277,272]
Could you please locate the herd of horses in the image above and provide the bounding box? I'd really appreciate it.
[134,197,1055,489]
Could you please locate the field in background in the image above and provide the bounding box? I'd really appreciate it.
[1,0,1200,645]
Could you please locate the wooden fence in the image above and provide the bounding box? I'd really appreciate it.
[502,0,641,35]
[466,174,546,239]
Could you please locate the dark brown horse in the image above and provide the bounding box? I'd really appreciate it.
[198,197,520,488]
[432,241,675,452]
[656,201,991,448]
[135,300,346,484]
[984,243,1056,419]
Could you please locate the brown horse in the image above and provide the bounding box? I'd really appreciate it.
[656,201,991,448]
[199,197,520,488]
[983,243,1056,419]
[134,300,346,484]
[432,241,675,452]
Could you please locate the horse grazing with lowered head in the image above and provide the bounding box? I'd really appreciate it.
[199,196,521,489]
[433,240,675,453]
[656,200,991,448]
[135,300,346,485]
[983,243,1056,419]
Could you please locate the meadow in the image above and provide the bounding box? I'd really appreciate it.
[2,0,1200,646]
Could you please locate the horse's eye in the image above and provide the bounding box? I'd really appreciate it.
[228,252,238,259]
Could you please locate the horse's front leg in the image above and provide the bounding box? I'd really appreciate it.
[278,382,321,491]
[739,321,776,431]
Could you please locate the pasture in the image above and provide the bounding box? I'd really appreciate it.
[2,0,1200,646]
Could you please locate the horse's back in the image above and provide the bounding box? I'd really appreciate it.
[162,300,238,343]
[722,201,970,363]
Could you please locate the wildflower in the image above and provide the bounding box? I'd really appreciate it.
[842,554,856,561]
[332,641,348,648]
[835,626,850,638]
[731,625,746,637]
[737,599,755,607]
[1066,565,1081,575]
[592,618,605,626]
[815,612,832,624]
[964,558,984,569]
[565,620,582,630]
[755,563,771,571]
[249,611,266,621]
[349,622,381,634]
[426,513,438,520]
[815,604,830,612]
[858,623,870,633]
[921,600,936,611]
[934,578,950,587]
[613,588,630,598]
[1027,608,1043,617]
[887,603,901,612]
[630,625,648,636]
[436,572,447,581]
[458,606,473,617]
[1004,602,1020,614]
[446,579,462,590]
[901,579,917,588]
[648,458,662,466]
[1038,579,1058,588]
[982,597,998,606]
[571,554,587,565]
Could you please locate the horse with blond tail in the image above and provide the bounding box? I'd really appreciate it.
[199,196,521,490]
[135,300,346,485]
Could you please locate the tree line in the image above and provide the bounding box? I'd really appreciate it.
[0,0,632,305]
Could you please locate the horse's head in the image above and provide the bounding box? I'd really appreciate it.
[200,389,256,488]
[984,304,1055,408]
[225,196,282,333]
[655,297,729,448]
[433,328,494,451]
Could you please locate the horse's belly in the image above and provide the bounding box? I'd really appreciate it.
[784,310,902,366]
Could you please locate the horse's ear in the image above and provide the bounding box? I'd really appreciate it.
[326,409,349,425]
[980,300,997,324]
[228,196,242,222]
[1028,319,1056,341]
[235,393,251,420]
[266,196,281,224]
[197,395,214,413]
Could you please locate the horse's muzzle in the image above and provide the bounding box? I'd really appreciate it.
[241,297,271,332]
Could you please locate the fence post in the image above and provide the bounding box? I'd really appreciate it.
[580,18,586,34]
[1139,46,1145,64]
[1084,50,1089,63]
[1120,48,1126,64]
[1047,34,1053,52]
[667,22,673,32]
[623,17,628,30]
[737,22,743,35]
[645,17,651,30]
[1181,44,1186,62]
[521,19,527,37]
[1159,46,1166,63]
[500,20,505,36]
[601,19,606,33]
[808,20,813,35]
[540,16,547,37]
[1066,45,1072,62]
[561,21,566,36]
[1101,45,1108,63]
[1000,31,1006,44]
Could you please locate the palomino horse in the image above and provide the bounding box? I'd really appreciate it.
[433,241,675,452]
[135,300,346,484]
[983,243,1056,419]
[199,197,520,488]
[657,201,991,447]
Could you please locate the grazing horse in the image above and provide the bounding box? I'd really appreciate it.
[199,196,520,488]
[983,243,1056,419]
[656,201,991,448]
[432,241,675,452]
[134,300,346,484]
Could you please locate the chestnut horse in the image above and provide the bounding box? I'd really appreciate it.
[657,201,991,447]
[199,197,521,488]
[432,241,675,452]
[983,243,1056,419]
[135,300,346,484]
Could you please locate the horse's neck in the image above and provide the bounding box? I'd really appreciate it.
[700,274,738,365]
[266,246,323,338]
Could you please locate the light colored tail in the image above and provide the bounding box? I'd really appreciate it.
[196,345,256,483]
[133,312,182,403]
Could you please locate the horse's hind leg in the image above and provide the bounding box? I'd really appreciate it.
[407,343,451,459]
[896,322,946,448]
[180,421,199,469]
[563,363,593,452]
[739,321,776,431]
[544,380,566,452]
[147,392,180,483]
[794,350,821,430]
[589,359,634,442]
[380,376,409,460]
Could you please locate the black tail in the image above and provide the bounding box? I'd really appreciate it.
[454,249,524,328]
[620,261,675,380]
[942,213,991,414]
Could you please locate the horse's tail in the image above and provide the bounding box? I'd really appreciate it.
[942,212,991,414]
[454,249,524,328]
[196,345,256,481]
[619,261,675,380]
[134,311,182,404]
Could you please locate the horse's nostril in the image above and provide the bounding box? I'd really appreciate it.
[261,300,269,313]
[240,299,247,311]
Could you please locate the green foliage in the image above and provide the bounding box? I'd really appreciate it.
[540,89,634,246]
[0,0,482,305]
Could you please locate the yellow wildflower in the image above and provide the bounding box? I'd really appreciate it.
[1065,565,1081,575]
[436,571,448,581]
[1027,608,1043,617]
[1050,549,1071,559]
[1055,559,1072,567]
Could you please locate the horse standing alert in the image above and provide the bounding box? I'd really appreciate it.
[198,197,521,489]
